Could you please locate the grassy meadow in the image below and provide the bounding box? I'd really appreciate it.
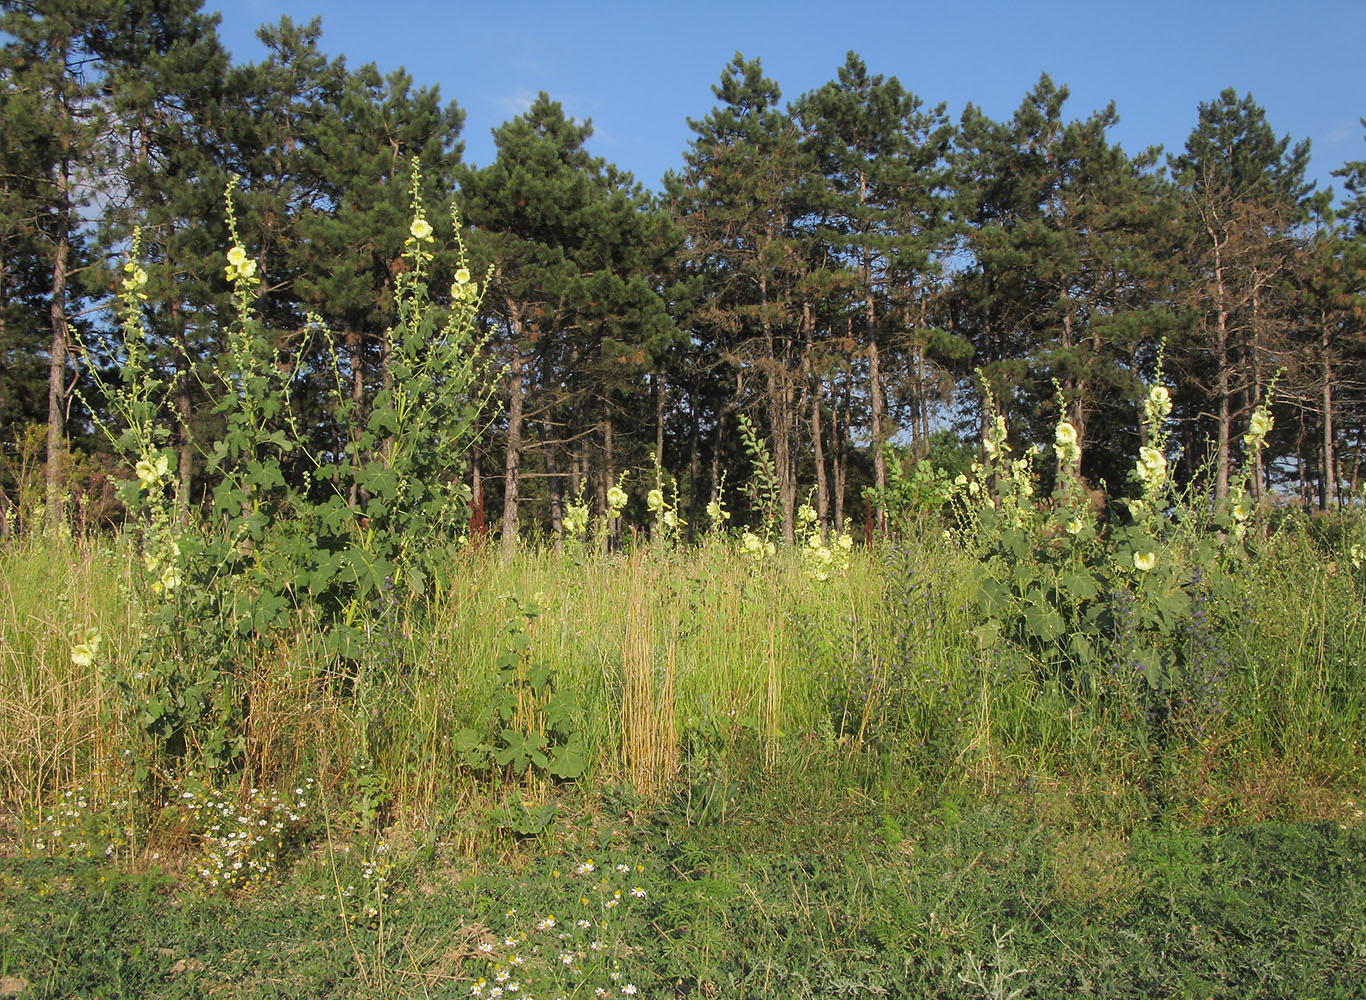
[1,209,1364,995]
[2,510,1364,998]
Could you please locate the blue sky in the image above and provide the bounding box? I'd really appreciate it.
[212,0,1365,201]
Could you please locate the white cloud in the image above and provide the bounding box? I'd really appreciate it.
[491,90,537,117]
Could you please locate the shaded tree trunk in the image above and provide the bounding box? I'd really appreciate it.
[501,306,526,560]
[544,417,564,550]
[45,167,70,534]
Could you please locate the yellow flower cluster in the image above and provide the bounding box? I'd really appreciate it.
[1053,420,1081,466]
[1244,407,1274,450]
[982,414,1009,460]
[70,627,103,668]
[602,470,630,520]
[224,245,258,284]
[647,482,684,533]
[797,504,853,581]
[1144,384,1172,429]
[122,259,149,301]
[741,531,776,561]
[135,453,170,487]
[1135,445,1167,491]
[563,498,590,538]
[450,265,477,301]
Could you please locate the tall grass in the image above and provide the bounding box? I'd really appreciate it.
[0,537,135,818]
[1,516,1363,846]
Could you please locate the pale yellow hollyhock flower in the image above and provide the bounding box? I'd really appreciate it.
[70,625,101,666]
[1066,517,1084,535]
[225,245,257,282]
[123,262,149,296]
[454,267,471,285]
[1139,446,1165,472]
[1136,446,1166,487]
[135,454,170,486]
[1054,421,1081,465]
[606,485,627,510]
[1134,551,1156,572]
[409,217,433,241]
[1149,384,1171,410]
[646,488,664,512]
[1144,384,1172,425]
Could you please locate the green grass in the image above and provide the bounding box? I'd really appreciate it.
[2,523,1365,997]
[2,526,1363,831]
[3,781,1364,998]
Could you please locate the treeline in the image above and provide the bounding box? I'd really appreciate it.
[3,1,1365,543]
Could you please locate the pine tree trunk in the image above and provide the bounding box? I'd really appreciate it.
[759,274,795,543]
[859,177,887,521]
[1321,319,1336,509]
[1206,215,1232,501]
[544,417,563,550]
[501,308,525,561]
[832,392,849,529]
[710,412,724,508]
[687,392,700,541]
[804,303,829,527]
[45,161,70,535]
[653,372,665,471]
[600,404,614,553]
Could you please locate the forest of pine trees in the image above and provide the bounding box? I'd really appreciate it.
[3,3,1365,541]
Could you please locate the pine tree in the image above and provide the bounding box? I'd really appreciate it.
[793,52,954,523]
[948,75,1178,489]
[1168,89,1312,498]
[463,94,672,554]
[86,0,234,517]
[677,54,814,540]
[0,0,116,531]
